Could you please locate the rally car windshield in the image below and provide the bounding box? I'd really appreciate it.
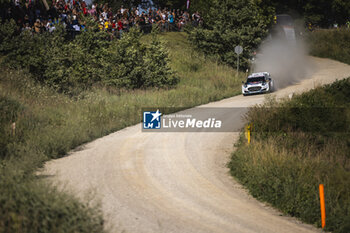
[247,77,265,83]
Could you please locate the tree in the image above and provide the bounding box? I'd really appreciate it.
[92,0,142,11]
[189,0,267,70]
[152,0,185,9]
[142,27,178,88]
[331,0,350,26]
[254,0,276,26]
[102,27,178,88]
[270,0,350,27]
[304,0,350,26]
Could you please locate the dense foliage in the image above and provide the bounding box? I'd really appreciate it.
[230,78,350,233]
[93,0,141,11]
[0,19,178,93]
[271,0,350,27]
[0,174,105,233]
[308,29,350,66]
[189,0,267,70]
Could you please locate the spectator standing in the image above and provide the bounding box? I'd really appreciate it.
[161,10,167,31]
[89,4,96,16]
[168,12,174,31]
[192,11,200,26]
[183,11,189,22]
[122,17,129,31]
[22,22,32,32]
[117,18,123,38]
[101,10,107,21]
[33,18,41,33]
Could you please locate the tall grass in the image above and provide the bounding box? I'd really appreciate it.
[0,32,245,232]
[308,28,350,65]
[229,78,350,233]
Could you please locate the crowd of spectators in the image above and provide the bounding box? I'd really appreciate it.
[1,0,202,38]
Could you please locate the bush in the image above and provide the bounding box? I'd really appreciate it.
[43,24,110,92]
[0,172,104,233]
[101,27,178,88]
[133,29,178,88]
[308,29,350,65]
[230,78,350,232]
[0,19,19,54]
[0,20,178,93]
[0,95,23,159]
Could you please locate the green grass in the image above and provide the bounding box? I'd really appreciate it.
[229,78,350,233]
[308,28,350,65]
[0,32,245,232]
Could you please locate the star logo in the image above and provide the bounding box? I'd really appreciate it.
[143,110,162,129]
[150,110,162,122]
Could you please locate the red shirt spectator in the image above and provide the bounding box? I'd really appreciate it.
[118,20,123,31]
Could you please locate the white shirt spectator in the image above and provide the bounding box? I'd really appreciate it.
[101,11,108,20]
[49,25,56,32]
[61,13,67,20]
[73,25,80,31]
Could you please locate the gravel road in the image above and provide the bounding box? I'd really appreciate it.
[43,57,350,233]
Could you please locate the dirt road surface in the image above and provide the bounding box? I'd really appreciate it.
[42,57,350,233]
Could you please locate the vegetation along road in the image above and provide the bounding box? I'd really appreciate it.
[41,56,350,233]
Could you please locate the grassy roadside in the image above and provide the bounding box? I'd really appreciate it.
[308,28,350,65]
[0,32,244,232]
[229,78,350,233]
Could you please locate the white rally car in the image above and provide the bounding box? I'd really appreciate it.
[242,72,274,96]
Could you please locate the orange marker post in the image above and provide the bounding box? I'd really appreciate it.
[319,184,326,229]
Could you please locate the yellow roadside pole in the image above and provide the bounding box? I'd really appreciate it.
[245,123,252,144]
[319,184,326,229]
